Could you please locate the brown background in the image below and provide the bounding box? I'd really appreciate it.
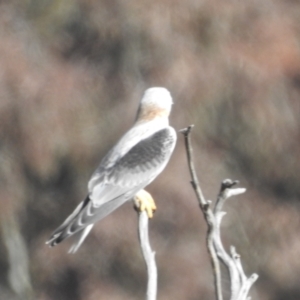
[1,0,300,299]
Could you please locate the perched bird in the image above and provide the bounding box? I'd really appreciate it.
[46,87,177,253]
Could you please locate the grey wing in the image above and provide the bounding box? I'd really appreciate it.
[90,126,177,206]
[46,127,176,250]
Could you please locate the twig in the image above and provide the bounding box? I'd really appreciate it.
[180,125,258,300]
[138,210,157,300]
[180,125,223,300]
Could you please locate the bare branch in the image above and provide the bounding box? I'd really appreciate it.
[179,125,207,208]
[180,126,258,300]
[214,180,258,300]
[137,210,157,300]
[180,125,223,300]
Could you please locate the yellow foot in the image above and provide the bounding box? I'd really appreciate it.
[134,189,157,218]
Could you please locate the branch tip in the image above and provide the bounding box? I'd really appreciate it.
[251,274,259,280]
[179,125,194,135]
[221,179,239,191]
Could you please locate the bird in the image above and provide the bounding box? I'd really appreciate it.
[46,87,177,253]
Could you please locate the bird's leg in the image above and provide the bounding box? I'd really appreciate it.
[134,189,157,218]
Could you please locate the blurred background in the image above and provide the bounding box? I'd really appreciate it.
[1,0,300,299]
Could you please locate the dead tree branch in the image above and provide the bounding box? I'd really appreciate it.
[180,125,223,300]
[137,209,157,300]
[180,125,258,300]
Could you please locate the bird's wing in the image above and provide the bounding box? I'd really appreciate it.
[89,126,177,206]
[46,126,176,248]
[92,119,168,172]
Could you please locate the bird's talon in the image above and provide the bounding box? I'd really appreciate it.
[134,189,157,218]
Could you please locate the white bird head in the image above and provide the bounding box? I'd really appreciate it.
[136,87,173,122]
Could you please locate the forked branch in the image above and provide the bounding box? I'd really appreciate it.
[180,125,258,300]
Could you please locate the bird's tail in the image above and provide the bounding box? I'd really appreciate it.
[46,196,90,248]
[68,224,94,253]
[46,195,129,252]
